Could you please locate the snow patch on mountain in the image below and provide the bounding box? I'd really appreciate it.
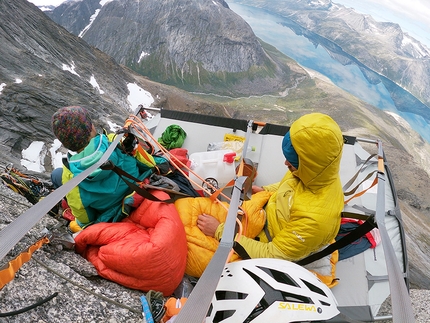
[401,33,430,58]
[63,61,79,76]
[90,75,104,94]
[78,9,100,37]
[127,83,154,112]
[21,141,46,172]
[78,0,112,37]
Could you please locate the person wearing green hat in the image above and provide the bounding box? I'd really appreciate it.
[50,106,165,232]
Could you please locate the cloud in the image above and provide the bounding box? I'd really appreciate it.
[378,0,430,22]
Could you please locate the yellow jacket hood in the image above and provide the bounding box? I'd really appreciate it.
[290,113,344,192]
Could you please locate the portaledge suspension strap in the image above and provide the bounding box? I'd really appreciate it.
[175,176,247,323]
[373,140,415,323]
[0,133,124,262]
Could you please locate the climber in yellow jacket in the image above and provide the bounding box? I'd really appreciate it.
[197,112,344,262]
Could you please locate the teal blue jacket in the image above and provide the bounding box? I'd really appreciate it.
[62,134,165,228]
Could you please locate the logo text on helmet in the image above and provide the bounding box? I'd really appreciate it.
[278,302,317,312]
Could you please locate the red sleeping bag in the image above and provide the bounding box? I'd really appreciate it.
[74,190,187,295]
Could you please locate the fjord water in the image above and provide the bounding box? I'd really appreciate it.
[228,3,430,143]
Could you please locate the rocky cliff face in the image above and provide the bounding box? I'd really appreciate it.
[0,0,129,164]
[46,0,303,96]
[228,0,430,108]
[0,0,230,169]
[47,0,102,36]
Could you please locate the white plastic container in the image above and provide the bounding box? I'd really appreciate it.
[207,141,256,159]
[189,150,237,192]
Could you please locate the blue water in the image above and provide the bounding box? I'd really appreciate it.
[228,2,430,143]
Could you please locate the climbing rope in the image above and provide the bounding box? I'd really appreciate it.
[126,114,249,251]
[0,292,58,317]
[32,257,142,315]
[127,115,232,203]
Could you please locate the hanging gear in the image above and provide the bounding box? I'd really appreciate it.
[0,164,57,216]
[145,290,166,323]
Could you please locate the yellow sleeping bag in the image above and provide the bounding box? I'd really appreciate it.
[175,191,271,277]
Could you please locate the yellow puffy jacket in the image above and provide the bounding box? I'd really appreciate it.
[237,113,344,263]
[175,191,271,278]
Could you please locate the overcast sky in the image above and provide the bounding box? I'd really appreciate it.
[27,0,430,47]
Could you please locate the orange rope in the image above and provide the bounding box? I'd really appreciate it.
[126,114,249,255]
[126,115,233,208]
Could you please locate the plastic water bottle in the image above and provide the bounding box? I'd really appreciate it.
[188,150,237,190]
[173,275,195,298]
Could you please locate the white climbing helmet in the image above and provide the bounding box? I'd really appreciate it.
[206,258,339,323]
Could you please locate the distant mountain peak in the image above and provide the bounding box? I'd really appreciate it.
[228,0,430,108]
[47,0,305,96]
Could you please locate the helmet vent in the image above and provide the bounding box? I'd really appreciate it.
[215,290,248,300]
[244,268,313,308]
[213,309,236,322]
[257,266,299,287]
[221,268,233,278]
[301,279,328,297]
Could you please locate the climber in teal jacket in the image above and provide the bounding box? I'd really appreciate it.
[51,106,165,231]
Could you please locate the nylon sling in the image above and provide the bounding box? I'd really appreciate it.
[373,142,415,322]
[174,176,247,323]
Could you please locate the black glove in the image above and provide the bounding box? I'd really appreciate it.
[121,134,138,155]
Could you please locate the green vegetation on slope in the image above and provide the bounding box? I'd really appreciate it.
[128,39,302,97]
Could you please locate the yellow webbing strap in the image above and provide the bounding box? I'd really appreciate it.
[0,236,49,289]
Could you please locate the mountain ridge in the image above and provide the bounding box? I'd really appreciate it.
[0,0,237,167]
[227,0,430,109]
[46,0,304,96]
